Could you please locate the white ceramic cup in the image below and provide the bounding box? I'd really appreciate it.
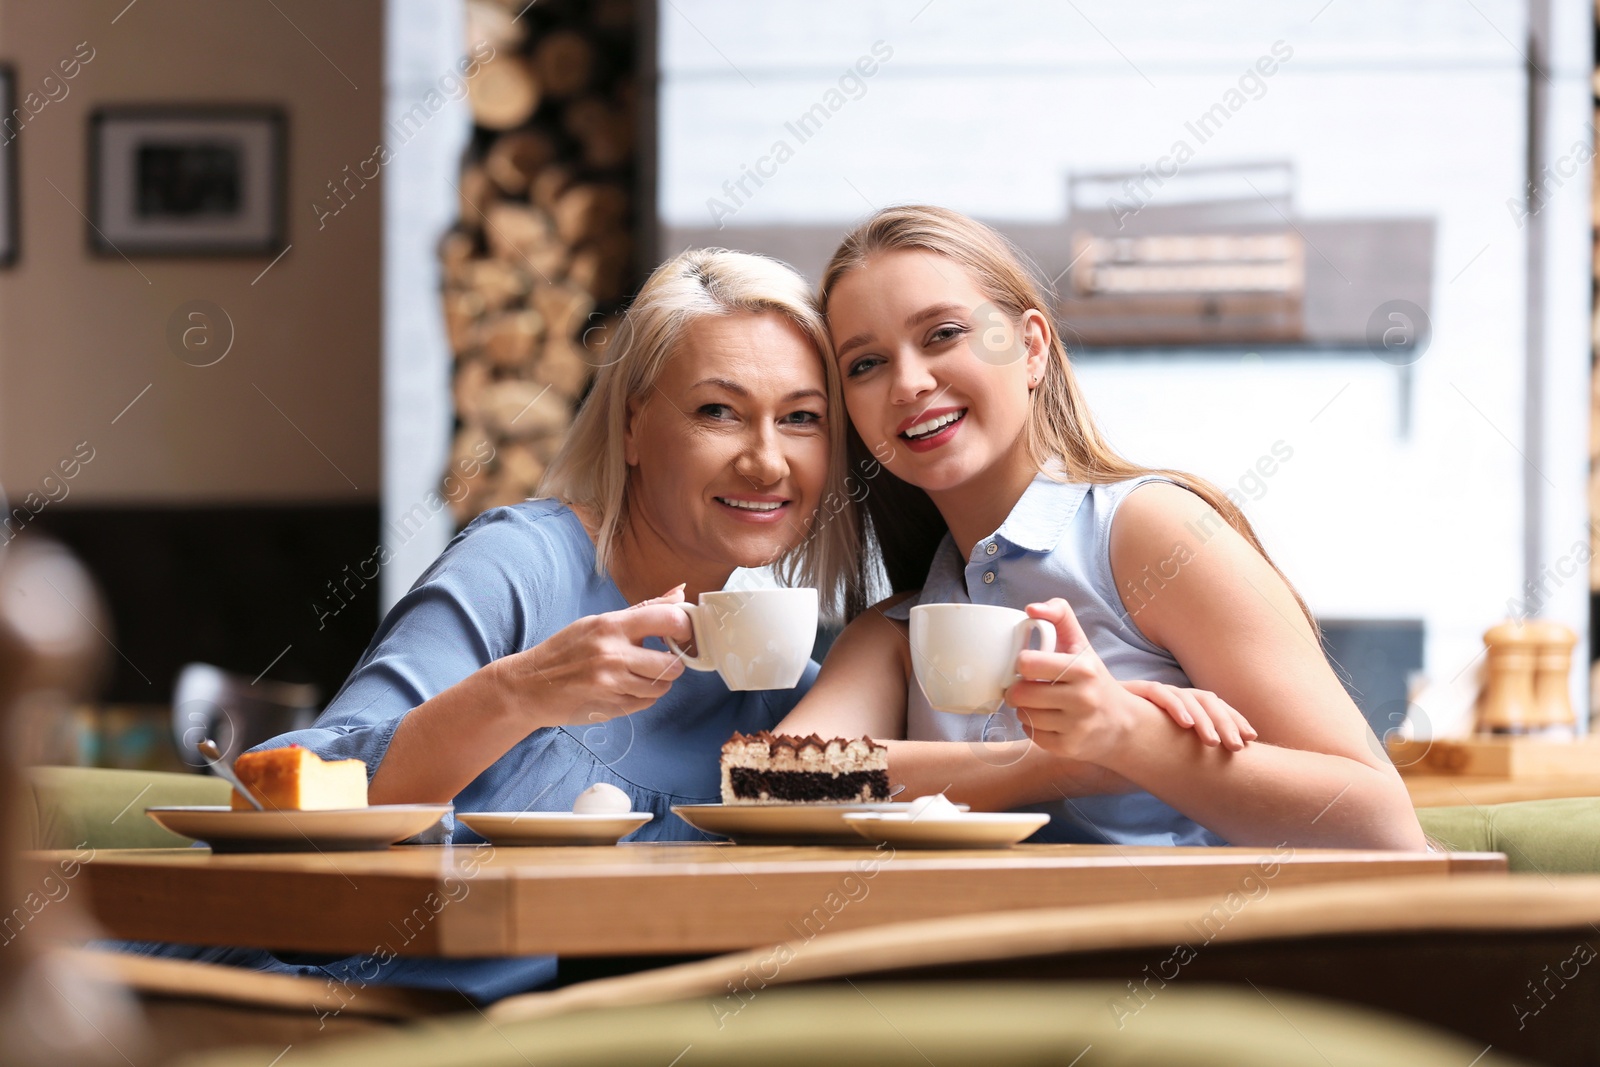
[909,603,1057,714]
[665,588,818,691]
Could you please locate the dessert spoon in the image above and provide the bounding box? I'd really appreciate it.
[196,739,265,811]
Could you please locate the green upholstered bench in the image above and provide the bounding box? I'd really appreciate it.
[172,981,1535,1067]
[1417,797,1600,874]
[23,765,230,850]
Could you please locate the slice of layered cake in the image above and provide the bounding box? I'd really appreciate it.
[231,745,369,811]
[720,732,889,805]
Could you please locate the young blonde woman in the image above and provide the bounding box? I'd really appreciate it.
[779,206,1425,851]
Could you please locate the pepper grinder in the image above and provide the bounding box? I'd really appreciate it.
[1478,620,1539,735]
[1527,619,1577,740]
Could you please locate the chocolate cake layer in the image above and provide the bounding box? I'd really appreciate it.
[728,767,890,804]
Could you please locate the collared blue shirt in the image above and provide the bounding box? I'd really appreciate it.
[885,472,1228,847]
[114,499,824,1001]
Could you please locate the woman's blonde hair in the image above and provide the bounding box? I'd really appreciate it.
[819,205,1316,631]
[541,247,865,621]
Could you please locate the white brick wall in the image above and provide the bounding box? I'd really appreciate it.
[659,0,1592,717]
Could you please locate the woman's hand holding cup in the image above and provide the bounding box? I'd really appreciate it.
[1003,598,1143,762]
[493,585,695,728]
[1006,598,1257,761]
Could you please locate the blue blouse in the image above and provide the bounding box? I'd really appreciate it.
[107,499,821,1002]
[272,497,820,841]
[884,472,1229,847]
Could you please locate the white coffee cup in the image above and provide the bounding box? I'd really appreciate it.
[666,588,818,691]
[909,603,1057,714]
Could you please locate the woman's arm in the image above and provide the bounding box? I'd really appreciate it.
[776,596,1140,810]
[370,595,691,805]
[1010,482,1424,850]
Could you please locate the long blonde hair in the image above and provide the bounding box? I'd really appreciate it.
[820,205,1316,631]
[540,247,865,622]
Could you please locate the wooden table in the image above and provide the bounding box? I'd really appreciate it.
[35,842,1505,958]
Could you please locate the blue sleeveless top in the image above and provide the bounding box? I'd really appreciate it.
[884,472,1228,847]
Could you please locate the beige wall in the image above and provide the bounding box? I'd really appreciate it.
[0,0,382,504]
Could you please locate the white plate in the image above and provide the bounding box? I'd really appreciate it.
[145,805,451,853]
[672,802,967,845]
[843,811,1050,849]
[456,811,653,846]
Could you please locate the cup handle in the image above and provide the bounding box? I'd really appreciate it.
[1020,617,1056,658]
[664,603,717,671]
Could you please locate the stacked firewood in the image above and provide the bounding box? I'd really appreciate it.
[443,0,641,524]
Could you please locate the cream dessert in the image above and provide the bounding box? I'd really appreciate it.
[905,793,964,820]
[572,782,631,814]
[720,732,890,805]
[231,745,368,811]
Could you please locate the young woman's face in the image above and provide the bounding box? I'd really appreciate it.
[624,311,830,572]
[828,249,1047,495]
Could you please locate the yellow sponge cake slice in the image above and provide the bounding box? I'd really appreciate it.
[231,745,369,811]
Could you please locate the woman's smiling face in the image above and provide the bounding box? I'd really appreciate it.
[623,310,830,574]
[827,249,1048,496]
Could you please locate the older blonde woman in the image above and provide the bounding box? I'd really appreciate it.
[286,248,860,833]
[107,249,858,1001]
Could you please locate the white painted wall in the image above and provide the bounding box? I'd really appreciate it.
[0,0,383,504]
[381,0,469,611]
[658,0,1592,717]
[1535,0,1596,720]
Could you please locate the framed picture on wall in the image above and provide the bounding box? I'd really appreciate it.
[88,106,285,256]
[0,66,18,267]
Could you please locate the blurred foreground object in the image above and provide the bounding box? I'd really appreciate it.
[0,536,142,1066]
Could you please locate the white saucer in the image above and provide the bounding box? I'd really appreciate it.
[672,802,967,845]
[145,805,452,853]
[456,811,653,846]
[843,811,1049,849]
